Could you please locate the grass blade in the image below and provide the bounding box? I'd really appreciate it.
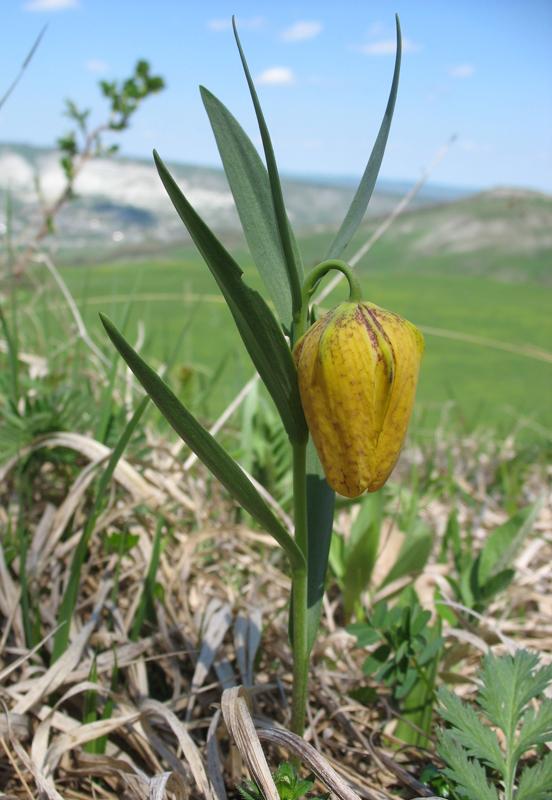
[52,395,150,662]
[325,15,402,260]
[100,313,306,573]
[130,515,164,640]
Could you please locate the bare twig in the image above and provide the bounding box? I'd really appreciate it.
[0,26,47,113]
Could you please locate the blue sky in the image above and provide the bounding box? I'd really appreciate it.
[1,0,551,192]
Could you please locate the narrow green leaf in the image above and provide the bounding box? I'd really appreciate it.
[52,395,150,662]
[379,521,433,589]
[201,86,301,329]
[325,15,402,260]
[476,567,515,603]
[478,499,542,585]
[0,306,19,409]
[100,313,305,574]
[231,17,303,318]
[130,516,164,640]
[328,531,346,581]
[395,667,418,700]
[153,150,306,444]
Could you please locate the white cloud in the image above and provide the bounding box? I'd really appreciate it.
[357,37,420,55]
[449,63,475,79]
[24,0,78,10]
[281,21,322,42]
[256,67,295,86]
[207,16,265,32]
[85,59,108,74]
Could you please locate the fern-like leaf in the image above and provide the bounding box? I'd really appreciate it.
[438,688,505,775]
[515,700,552,762]
[437,731,499,800]
[516,751,552,800]
[479,651,552,738]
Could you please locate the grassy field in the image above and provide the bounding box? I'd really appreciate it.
[51,201,552,440]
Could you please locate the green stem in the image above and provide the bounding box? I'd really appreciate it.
[290,440,309,737]
[289,260,359,735]
[294,259,362,338]
[504,738,516,800]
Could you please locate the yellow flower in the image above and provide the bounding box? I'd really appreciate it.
[293,301,424,498]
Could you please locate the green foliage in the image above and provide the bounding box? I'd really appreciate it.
[238,381,292,499]
[82,655,118,755]
[349,589,443,746]
[129,517,165,641]
[201,86,302,330]
[100,59,164,130]
[51,395,150,662]
[440,501,542,613]
[325,15,401,261]
[100,14,402,736]
[239,762,327,800]
[61,247,552,434]
[152,150,307,444]
[330,492,383,621]
[437,650,552,800]
[231,18,303,321]
[103,530,140,556]
[304,440,335,653]
[100,313,305,574]
[329,485,433,622]
[419,763,457,798]
[56,60,164,200]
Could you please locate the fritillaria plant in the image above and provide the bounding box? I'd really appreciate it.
[101,15,423,736]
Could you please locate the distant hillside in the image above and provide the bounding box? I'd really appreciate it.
[252,184,551,287]
[1,143,550,284]
[0,141,464,255]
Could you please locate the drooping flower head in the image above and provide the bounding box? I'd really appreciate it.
[293,301,424,498]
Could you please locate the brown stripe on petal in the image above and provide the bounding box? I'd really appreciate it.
[355,304,379,350]
[362,304,395,384]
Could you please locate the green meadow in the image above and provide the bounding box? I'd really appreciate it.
[54,204,552,440]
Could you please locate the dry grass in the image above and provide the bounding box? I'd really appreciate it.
[0,410,550,800]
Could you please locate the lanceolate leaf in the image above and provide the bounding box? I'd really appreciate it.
[153,150,306,445]
[325,15,402,260]
[201,86,300,330]
[232,17,303,319]
[100,313,305,574]
[477,499,542,585]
